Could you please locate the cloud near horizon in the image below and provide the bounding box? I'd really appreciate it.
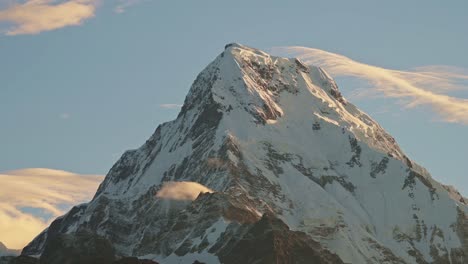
[0,168,103,249]
[272,46,468,125]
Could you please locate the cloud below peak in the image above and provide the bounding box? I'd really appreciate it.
[272,46,468,125]
[0,0,98,35]
[156,181,213,201]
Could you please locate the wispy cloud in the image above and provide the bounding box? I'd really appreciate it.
[156,181,213,201]
[272,46,468,125]
[0,168,103,249]
[0,0,98,35]
[59,113,71,120]
[114,0,142,14]
[159,103,182,109]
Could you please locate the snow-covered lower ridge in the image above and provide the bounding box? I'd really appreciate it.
[23,43,468,264]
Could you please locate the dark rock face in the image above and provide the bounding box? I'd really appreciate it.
[402,170,438,201]
[133,192,261,257]
[318,175,356,194]
[113,257,159,264]
[219,214,344,264]
[346,136,362,168]
[0,256,12,264]
[22,204,88,256]
[0,256,38,264]
[39,230,115,264]
[449,208,468,263]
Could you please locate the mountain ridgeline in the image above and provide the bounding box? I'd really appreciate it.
[0,242,20,257]
[21,44,468,264]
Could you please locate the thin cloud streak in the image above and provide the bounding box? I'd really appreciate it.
[114,0,141,14]
[0,0,98,35]
[159,104,182,109]
[272,46,468,125]
[0,168,103,249]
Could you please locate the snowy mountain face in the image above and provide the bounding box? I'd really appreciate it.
[23,43,468,264]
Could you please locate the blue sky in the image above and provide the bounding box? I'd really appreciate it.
[1,0,467,196]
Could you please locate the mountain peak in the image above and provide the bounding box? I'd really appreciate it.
[23,45,468,264]
[181,44,406,163]
[224,42,244,50]
[95,44,408,199]
[223,42,271,58]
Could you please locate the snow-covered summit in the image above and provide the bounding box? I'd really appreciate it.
[23,44,468,264]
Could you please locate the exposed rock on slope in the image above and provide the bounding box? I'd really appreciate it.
[217,213,344,264]
[23,43,468,263]
[39,230,115,264]
[0,255,38,264]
